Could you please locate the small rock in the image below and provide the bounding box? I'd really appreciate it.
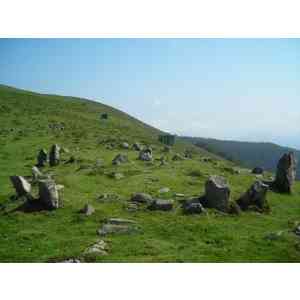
[172,153,185,161]
[252,167,264,175]
[61,258,81,263]
[107,218,137,225]
[98,223,138,236]
[121,142,129,149]
[79,204,95,216]
[174,193,185,197]
[148,199,174,211]
[158,187,170,194]
[96,193,121,203]
[83,240,108,256]
[112,153,128,165]
[294,226,300,236]
[264,231,284,241]
[182,200,204,214]
[133,142,143,151]
[131,193,153,204]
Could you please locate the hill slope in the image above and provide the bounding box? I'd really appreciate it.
[0,85,300,262]
[183,136,300,179]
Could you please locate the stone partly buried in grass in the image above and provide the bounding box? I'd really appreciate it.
[98,218,139,236]
[131,192,153,204]
[182,198,206,214]
[112,153,128,165]
[83,240,108,256]
[147,199,174,211]
[96,193,121,203]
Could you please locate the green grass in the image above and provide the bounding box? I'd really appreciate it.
[0,84,300,262]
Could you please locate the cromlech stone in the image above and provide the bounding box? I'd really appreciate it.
[236,181,269,210]
[49,144,61,166]
[10,176,31,198]
[273,152,297,193]
[148,199,174,211]
[133,142,142,151]
[252,167,264,175]
[202,175,230,212]
[112,153,128,165]
[131,193,153,204]
[32,166,43,180]
[139,148,153,161]
[79,203,95,216]
[37,149,48,167]
[38,180,60,209]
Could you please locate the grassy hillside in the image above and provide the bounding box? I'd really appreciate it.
[1,85,300,262]
[183,136,300,179]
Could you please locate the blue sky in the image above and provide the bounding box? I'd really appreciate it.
[1,38,300,148]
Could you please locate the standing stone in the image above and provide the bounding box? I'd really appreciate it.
[236,181,269,210]
[202,175,230,212]
[38,180,60,209]
[10,176,31,198]
[273,152,297,193]
[37,149,48,167]
[49,144,60,166]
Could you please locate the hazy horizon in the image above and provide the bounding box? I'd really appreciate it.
[1,38,300,149]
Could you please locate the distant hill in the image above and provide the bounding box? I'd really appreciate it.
[182,136,300,179]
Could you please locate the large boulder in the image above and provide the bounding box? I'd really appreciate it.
[37,149,48,167]
[38,180,60,209]
[49,144,60,166]
[202,175,230,212]
[112,153,128,165]
[273,152,297,193]
[10,176,31,198]
[236,181,269,210]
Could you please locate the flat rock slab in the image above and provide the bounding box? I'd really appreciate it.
[96,193,121,203]
[98,224,138,236]
[158,187,170,194]
[107,218,137,225]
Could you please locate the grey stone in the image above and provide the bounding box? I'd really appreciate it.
[83,240,108,256]
[131,193,153,204]
[121,142,129,149]
[112,153,128,165]
[182,200,205,214]
[96,193,121,203]
[273,152,297,193]
[294,226,300,236]
[202,175,230,212]
[236,181,269,210]
[139,148,153,161]
[61,258,81,263]
[133,142,142,151]
[10,176,31,198]
[80,203,95,216]
[49,144,60,166]
[107,218,137,225]
[264,231,284,241]
[98,223,138,236]
[37,149,48,167]
[158,187,170,194]
[38,179,60,209]
[32,166,43,180]
[148,199,174,211]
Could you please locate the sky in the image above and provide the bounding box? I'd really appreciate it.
[1,38,300,148]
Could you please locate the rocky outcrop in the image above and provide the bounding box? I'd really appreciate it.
[272,152,297,193]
